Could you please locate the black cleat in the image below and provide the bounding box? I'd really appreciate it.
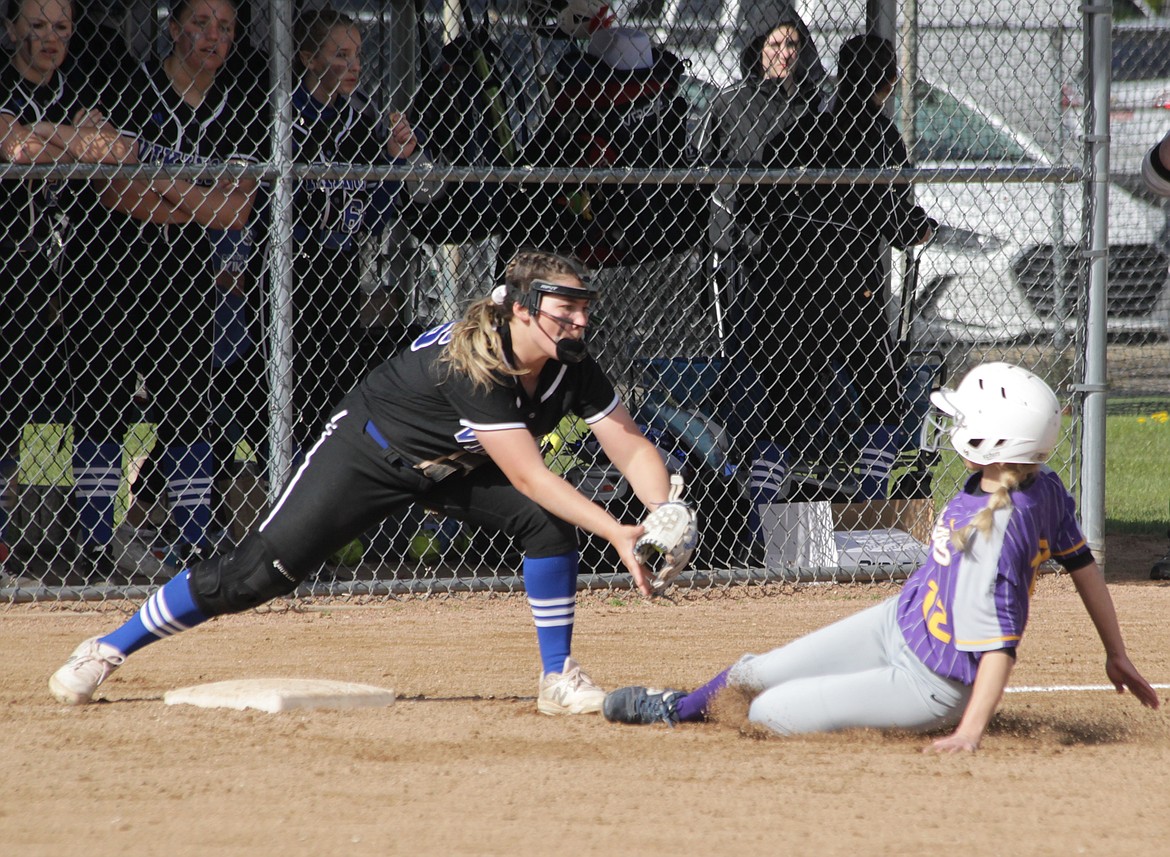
[603,686,685,726]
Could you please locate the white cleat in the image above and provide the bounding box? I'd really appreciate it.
[49,636,126,705]
[537,656,606,716]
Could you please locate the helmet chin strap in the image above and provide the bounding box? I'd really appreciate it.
[508,278,598,365]
[534,308,589,364]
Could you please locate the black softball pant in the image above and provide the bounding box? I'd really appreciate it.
[66,220,213,446]
[256,392,579,580]
[1,248,73,456]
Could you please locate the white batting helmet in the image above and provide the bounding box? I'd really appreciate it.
[928,362,1061,465]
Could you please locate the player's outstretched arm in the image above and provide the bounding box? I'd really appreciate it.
[474,426,653,596]
[1069,561,1161,709]
[589,405,672,511]
[925,649,1014,753]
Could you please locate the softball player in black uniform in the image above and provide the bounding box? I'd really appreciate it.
[50,250,676,716]
[288,8,422,448]
[0,0,131,565]
[79,0,267,572]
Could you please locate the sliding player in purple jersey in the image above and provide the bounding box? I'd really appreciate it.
[604,362,1160,750]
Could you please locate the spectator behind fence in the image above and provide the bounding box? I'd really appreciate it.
[739,34,936,509]
[697,9,825,531]
[406,10,517,248]
[524,25,709,269]
[71,0,267,578]
[699,7,825,257]
[0,0,133,580]
[285,7,422,450]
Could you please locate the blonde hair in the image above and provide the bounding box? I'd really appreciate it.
[949,463,1039,553]
[440,250,588,391]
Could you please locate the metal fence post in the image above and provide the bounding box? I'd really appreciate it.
[1081,2,1112,561]
[266,0,297,496]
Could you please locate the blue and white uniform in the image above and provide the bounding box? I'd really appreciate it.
[256,321,620,573]
[68,58,268,552]
[0,61,94,458]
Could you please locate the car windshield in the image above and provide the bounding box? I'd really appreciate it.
[895,83,1040,164]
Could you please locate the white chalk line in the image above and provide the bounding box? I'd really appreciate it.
[1006,683,1170,694]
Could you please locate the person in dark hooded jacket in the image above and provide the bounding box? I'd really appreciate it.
[703,11,828,533]
[700,8,825,256]
[744,34,936,503]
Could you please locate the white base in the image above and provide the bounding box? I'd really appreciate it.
[163,678,396,713]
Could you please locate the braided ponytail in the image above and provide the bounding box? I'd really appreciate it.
[949,464,1037,554]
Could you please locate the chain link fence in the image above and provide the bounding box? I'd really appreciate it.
[3,0,1168,602]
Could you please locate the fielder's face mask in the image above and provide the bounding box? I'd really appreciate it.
[921,401,956,456]
[511,278,599,364]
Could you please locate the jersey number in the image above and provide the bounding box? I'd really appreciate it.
[921,579,953,645]
[411,322,456,351]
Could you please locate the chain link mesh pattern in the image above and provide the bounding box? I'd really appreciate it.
[2,0,1167,602]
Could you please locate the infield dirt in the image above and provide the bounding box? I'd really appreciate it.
[4,534,1170,856]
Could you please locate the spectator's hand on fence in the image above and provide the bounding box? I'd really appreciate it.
[68,108,136,163]
[387,112,419,160]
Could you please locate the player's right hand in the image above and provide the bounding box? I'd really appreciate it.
[610,522,652,597]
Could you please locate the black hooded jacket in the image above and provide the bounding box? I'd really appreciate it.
[700,8,825,253]
[700,7,826,166]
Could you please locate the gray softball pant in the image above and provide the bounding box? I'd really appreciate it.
[728,597,972,736]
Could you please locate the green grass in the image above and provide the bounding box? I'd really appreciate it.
[921,406,1170,535]
[1103,408,1170,533]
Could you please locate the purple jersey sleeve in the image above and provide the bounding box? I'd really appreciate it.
[897,468,1086,684]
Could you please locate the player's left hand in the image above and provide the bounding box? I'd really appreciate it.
[1105,653,1161,709]
[923,731,980,754]
[634,501,698,595]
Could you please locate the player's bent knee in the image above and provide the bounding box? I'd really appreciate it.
[189,533,302,616]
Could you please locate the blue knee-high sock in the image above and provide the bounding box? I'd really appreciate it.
[856,425,903,500]
[523,552,579,675]
[747,441,790,540]
[73,440,121,547]
[99,569,208,656]
[675,667,731,723]
[164,442,214,548]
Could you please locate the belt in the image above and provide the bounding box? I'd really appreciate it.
[365,420,487,481]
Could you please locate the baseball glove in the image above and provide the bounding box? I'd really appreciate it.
[634,501,698,594]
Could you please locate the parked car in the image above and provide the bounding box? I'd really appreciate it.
[680,74,1170,344]
[897,79,1170,343]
